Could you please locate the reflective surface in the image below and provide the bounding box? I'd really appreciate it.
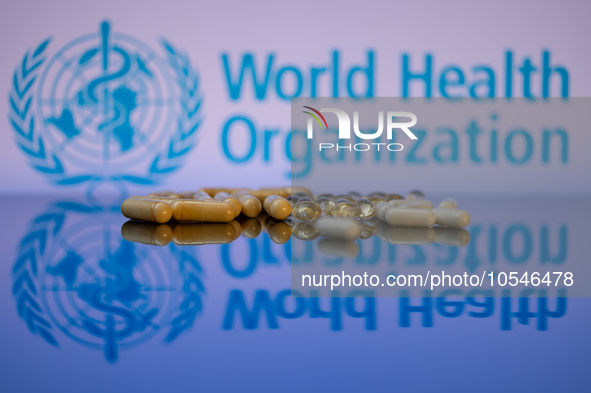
[1,195,590,392]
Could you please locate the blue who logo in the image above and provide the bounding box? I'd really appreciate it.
[9,21,202,188]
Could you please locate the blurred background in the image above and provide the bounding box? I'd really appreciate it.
[0,1,590,392]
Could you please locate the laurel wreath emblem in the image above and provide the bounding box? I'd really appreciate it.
[9,37,202,185]
[12,201,205,351]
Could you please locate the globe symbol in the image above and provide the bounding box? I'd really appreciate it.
[12,201,205,362]
[10,21,201,185]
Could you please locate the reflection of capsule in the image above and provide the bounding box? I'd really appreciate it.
[316,217,361,241]
[292,221,320,241]
[236,217,262,238]
[172,223,236,245]
[375,222,436,245]
[317,238,359,258]
[434,227,471,247]
[263,217,291,244]
[121,221,173,246]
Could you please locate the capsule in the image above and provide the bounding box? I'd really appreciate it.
[263,195,291,220]
[387,199,415,208]
[285,187,313,197]
[233,190,262,218]
[317,238,359,258]
[314,193,334,200]
[348,191,362,201]
[178,191,196,199]
[370,192,387,198]
[147,190,175,197]
[120,221,173,246]
[431,208,471,228]
[331,195,356,203]
[438,198,459,209]
[172,223,236,245]
[331,201,361,219]
[292,200,322,221]
[385,208,436,227]
[169,199,236,222]
[264,218,291,244]
[286,195,299,206]
[316,217,361,241]
[121,198,173,223]
[315,197,335,214]
[386,193,404,201]
[406,190,425,200]
[356,198,375,219]
[198,187,247,197]
[237,217,262,238]
[376,202,393,221]
[358,220,375,239]
[434,227,471,247]
[251,188,290,203]
[398,200,434,209]
[366,196,386,205]
[376,225,436,245]
[214,191,242,217]
[292,221,320,240]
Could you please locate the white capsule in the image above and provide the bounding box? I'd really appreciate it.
[387,199,415,207]
[316,217,361,241]
[385,208,436,228]
[398,200,434,209]
[317,238,359,258]
[376,202,392,221]
[434,227,471,247]
[438,198,459,209]
[376,224,436,245]
[431,207,471,228]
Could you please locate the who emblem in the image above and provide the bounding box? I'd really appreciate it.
[9,21,202,186]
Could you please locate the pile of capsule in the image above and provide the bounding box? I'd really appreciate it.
[286,190,471,247]
[120,188,471,249]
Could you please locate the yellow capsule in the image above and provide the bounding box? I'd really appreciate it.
[399,200,434,209]
[331,201,361,219]
[169,199,236,222]
[172,223,236,245]
[264,218,291,244]
[292,201,322,221]
[438,198,459,209]
[315,197,335,215]
[434,227,470,247]
[233,190,262,218]
[121,198,173,223]
[284,187,313,197]
[431,208,471,228]
[348,191,362,201]
[214,192,242,217]
[370,192,387,198]
[292,221,320,240]
[356,198,375,219]
[147,190,175,197]
[317,238,359,258]
[127,195,178,202]
[316,217,361,241]
[385,208,436,228]
[263,195,291,220]
[198,187,247,197]
[121,221,173,246]
[178,191,197,199]
[251,188,290,203]
[386,193,404,201]
[238,217,262,238]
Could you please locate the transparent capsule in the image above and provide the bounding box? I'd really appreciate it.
[369,192,387,198]
[331,201,362,219]
[386,193,404,201]
[314,193,334,201]
[356,198,375,219]
[366,196,386,205]
[292,221,320,240]
[358,220,375,239]
[292,200,322,221]
[406,190,425,200]
[331,195,356,203]
[296,197,313,203]
[295,192,312,198]
[315,197,335,214]
[348,191,362,201]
